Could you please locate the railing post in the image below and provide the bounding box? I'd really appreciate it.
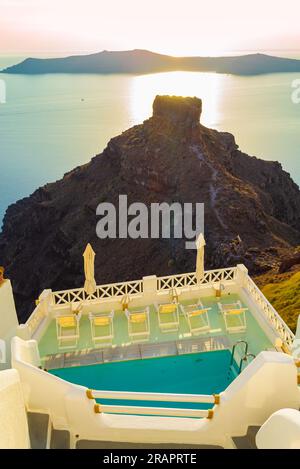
[0,279,19,368]
[16,324,31,340]
[235,264,248,288]
[38,289,53,315]
[142,275,158,303]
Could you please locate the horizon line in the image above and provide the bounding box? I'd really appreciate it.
[1,47,300,58]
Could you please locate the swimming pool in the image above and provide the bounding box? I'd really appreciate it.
[50,349,238,410]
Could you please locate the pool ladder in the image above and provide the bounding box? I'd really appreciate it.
[230,340,256,375]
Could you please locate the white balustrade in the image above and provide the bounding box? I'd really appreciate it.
[157,267,236,291]
[245,275,294,350]
[24,265,294,351]
[26,304,46,338]
[52,279,143,306]
[52,268,237,308]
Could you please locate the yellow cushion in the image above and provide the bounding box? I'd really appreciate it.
[93,316,110,326]
[57,316,76,327]
[189,309,207,317]
[160,304,177,314]
[225,309,245,315]
[130,313,147,323]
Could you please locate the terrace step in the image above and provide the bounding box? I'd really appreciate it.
[27,412,50,449]
[76,440,223,449]
[232,426,260,449]
[50,427,70,449]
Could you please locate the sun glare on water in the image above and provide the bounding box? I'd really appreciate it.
[129,71,224,128]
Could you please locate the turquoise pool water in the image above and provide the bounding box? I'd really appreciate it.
[50,350,238,410]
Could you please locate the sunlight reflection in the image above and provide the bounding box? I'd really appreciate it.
[129,71,225,128]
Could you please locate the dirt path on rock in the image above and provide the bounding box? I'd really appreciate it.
[190,144,228,231]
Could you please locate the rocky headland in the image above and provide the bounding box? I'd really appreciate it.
[1,95,300,321]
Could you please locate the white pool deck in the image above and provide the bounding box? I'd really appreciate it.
[15,264,295,377]
[39,293,274,370]
[5,265,299,449]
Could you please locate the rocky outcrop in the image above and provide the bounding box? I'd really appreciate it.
[1,95,300,320]
[152,95,202,127]
[279,252,300,273]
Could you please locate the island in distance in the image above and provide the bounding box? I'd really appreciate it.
[2,49,300,76]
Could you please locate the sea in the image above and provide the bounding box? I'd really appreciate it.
[0,51,300,225]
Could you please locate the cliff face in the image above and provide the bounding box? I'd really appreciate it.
[1,95,300,320]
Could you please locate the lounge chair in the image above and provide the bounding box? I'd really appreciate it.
[180,300,211,335]
[56,313,81,349]
[125,307,150,343]
[218,300,247,333]
[155,302,179,333]
[89,311,114,347]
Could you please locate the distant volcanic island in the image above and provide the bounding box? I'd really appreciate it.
[2,49,300,76]
[1,95,300,321]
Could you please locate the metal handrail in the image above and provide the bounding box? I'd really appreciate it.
[238,353,256,374]
[230,340,249,366]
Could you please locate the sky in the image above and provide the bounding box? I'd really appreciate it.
[1,0,300,57]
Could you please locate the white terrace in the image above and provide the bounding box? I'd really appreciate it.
[18,264,294,359]
[1,263,300,449]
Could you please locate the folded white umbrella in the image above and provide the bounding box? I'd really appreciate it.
[83,243,97,295]
[196,233,206,282]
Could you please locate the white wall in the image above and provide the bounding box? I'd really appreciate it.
[215,351,300,437]
[0,368,30,449]
[11,337,300,448]
[0,280,19,370]
[256,409,300,449]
